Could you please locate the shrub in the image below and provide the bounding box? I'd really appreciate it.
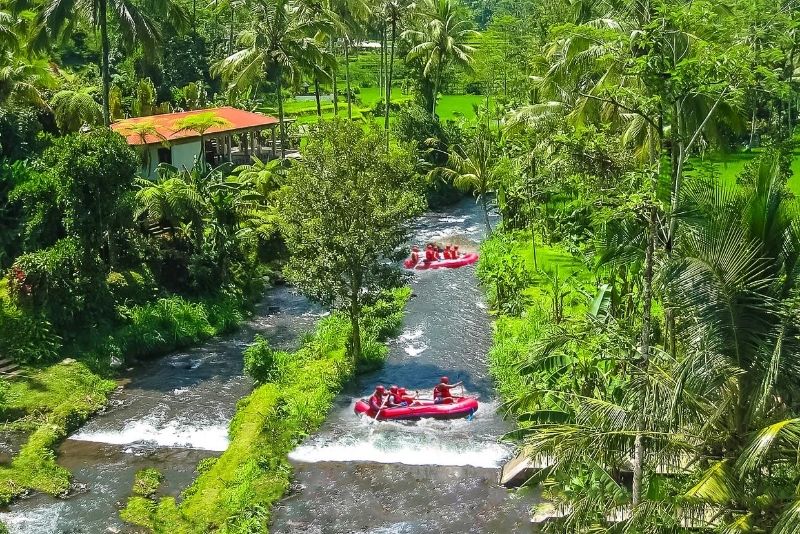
[10,237,113,331]
[0,301,60,363]
[243,336,279,384]
[132,468,163,498]
[0,106,44,161]
[107,266,159,307]
[0,378,8,408]
[122,297,213,358]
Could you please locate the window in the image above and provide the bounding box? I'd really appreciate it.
[157,147,172,164]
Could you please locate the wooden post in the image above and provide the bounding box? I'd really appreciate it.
[271,126,277,158]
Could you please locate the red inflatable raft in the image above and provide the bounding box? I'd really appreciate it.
[404,253,479,270]
[354,396,479,420]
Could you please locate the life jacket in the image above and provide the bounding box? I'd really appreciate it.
[369,394,384,411]
[425,248,435,261]
[433,383,452,399]
[444,247,452,259]
[452,247,460,259]
[410,251,419,263]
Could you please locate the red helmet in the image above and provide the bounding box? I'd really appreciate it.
[398,387,407,396]
[375,385,385,394]
[390,385,398,393]
[440,376,449,384]
[412,246,419,251]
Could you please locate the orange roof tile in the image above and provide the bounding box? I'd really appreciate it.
[111,107,279,145]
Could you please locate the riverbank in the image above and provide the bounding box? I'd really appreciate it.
[475,229,592,416]
[119,287,410,532]
[0,290,253,508]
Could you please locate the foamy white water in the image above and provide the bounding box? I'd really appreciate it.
[0,502,65,534]
[289,435,511,469]
[404,343,428,356]
[398,326,424,342]
[71,416,229,451]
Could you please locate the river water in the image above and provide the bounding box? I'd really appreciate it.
[1,198,533,533]
[270,200,535,533]
[1,287,320,533]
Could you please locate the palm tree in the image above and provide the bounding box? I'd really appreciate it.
[32,0,185,126]
[50,87,103,133]
[516,153,800,531]
[0,55,54,107]
[213,0,330,158]
[433,124,502,232]
[0,9,18,53]
[383,0,411,130]
[173,111,231,172]
[134,172,207,245]
[403,0,478,115]
[116,119,169,176]
[330,0,371,120]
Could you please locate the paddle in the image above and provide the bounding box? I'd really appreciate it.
[369,394,390,424]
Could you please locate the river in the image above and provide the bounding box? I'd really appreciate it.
[270,199,535,533]
[1,287,321,533]
[1,198,534,533]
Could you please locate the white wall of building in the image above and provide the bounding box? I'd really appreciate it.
[171,141,202,172]
[139,140,201,178]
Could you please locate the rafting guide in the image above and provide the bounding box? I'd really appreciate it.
[433,376,463,404]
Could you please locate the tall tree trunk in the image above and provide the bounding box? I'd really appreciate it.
[192,0,197,41]
[379,24,385,99]
[228,5,234,55]
[349,272,363,363]
[633,173,657,508]
[314,77,322,117]
[99,0,111,126]
[199,133,205,172]
[481,195,491,233]
[431,64,443,115]
[633,129,661,505]
[276,75,286,159]
[331,37,339,116]
[344,37,352,120]
[384,18,397,132]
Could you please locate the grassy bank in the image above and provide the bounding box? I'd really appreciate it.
[120,286,411,532]
[476,231,592,407]
[0,292,252,506]
[278,91,485,127]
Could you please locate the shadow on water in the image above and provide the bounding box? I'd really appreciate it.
[270,199,535,533]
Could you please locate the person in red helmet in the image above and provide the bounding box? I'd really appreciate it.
[387,385,408,407]
[410,245,420,264]
[443,245,453,259]
[424,244,435,263]
[433,376,463,404]
[452,245,460,259]
[369,385,387,412]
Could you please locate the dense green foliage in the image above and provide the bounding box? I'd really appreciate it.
[4,0,800,529]
[119,286,410,532]
[280,120,424,361]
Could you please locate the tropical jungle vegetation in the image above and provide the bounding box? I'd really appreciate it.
[2,0,800,530]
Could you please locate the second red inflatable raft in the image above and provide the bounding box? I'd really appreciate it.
[404,253,479,270]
